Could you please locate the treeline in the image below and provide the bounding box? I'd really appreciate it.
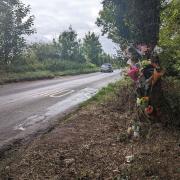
[0,0,116,76]
[9,26,115,73]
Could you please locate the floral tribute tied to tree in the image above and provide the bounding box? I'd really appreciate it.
[96,0,170,140]
[125,45,165,140]
[96,0,178,137]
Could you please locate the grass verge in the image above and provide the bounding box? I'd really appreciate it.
[81,78,132,107]
[0,68,100,84]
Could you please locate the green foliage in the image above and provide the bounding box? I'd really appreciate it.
[81,78,132,106]
[0,67,100,84]
[56,26,85,63]
[0,0,35,67]
[163,77,180,126]
[0,71,54,84]
[30,43,60,61]
[84,62,97,69]
[58,25,78,60]
[96,0,162,47]
[159,0,180,76]
[82,32,103,65]
[44,59,96,72]
[99,53,113,65]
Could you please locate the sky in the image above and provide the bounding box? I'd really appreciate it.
[22,0,117,54]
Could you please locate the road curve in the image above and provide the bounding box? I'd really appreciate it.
[0,70,122,149]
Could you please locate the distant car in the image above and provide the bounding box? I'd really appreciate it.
[101,63,113,73]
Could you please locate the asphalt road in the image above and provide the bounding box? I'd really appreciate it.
[0,70,121,149]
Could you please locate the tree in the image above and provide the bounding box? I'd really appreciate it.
[58,26,80,61]
[82,32,102,65]
[96,0,162,49]
[0,0,35,67]
[30,43,60,61]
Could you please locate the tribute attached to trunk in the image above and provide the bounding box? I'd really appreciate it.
[97,0,170,129]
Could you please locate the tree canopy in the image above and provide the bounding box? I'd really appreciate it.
[159,0,180,75]
[96,0,162,48]
[57,26,80,61]
[82,32,103,65]
[0,0,35,66]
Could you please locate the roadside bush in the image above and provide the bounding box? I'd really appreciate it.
[7,52,45,73]
[162,77,180,126]
[44,59,98,72]
[159,49,180,77]
[44,59,81,72]
[84,63,97,69]
[0,53,99,84]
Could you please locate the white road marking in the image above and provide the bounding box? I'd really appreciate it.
[13,88,98,131]
[36,89,75,98]
[50,90,75,98]
[46,87,98,117]
[37,89,65,96]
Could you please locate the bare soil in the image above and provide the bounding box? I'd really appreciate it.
[0,81,179,180]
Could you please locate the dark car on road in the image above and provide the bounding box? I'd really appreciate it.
[101,63,113,73]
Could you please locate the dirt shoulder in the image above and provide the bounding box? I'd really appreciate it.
[0,79,179,179]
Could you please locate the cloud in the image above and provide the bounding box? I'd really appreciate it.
[22,0,116,54]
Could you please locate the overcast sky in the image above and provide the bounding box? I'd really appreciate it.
[22,0,117,54]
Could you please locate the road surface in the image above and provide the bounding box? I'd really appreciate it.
[0,70,121,149]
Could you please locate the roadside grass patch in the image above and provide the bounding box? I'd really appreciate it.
[81,77,132,107]
[0,68,100,84]
[0,71,54,84]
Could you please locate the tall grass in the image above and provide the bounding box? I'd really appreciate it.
[0,57,100,84]
[5,58,98,73]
